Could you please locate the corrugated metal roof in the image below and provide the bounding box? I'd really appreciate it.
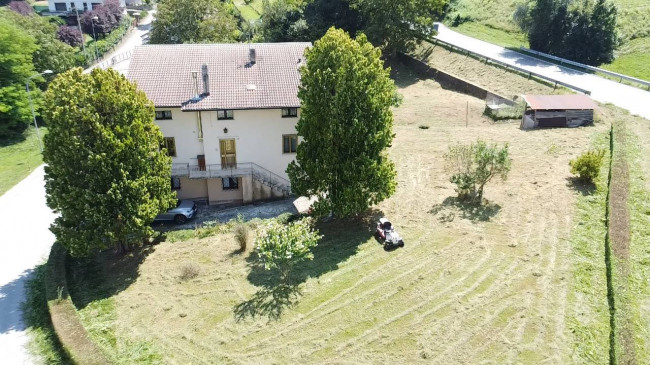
[127,43,311,110]
[524,94,597,110]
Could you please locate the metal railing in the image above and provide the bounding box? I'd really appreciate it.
[425,37,592,95]
[170,162,291,194]
[518,47,650,92]
[97,50,132,70]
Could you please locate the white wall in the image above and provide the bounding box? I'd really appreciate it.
[48,0,126,13]
[155,108,206,165]
[201,109,299,180]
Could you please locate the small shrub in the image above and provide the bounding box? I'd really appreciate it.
[419,125,430,130]
[570,149,606,183]
[255,218,322,282]
[234,224,249,252]
[179,263,199,280]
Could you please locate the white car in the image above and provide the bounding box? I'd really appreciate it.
[154,200,198,224]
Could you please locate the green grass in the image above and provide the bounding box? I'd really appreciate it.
[234,0,262,21]
[451,23,528,49]
[0,127,46,197]
[565,130,611,364]
[22,264,72,365]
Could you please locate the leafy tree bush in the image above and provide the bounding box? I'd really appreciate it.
[304,0,365,40]
[8,1,34,15]
[287,28,398,218]
[353,0,447,56]
[444,140,511,203]
[255,218,321,282]
[43,68,176,256]
[0,8,77,74]
[57,26,83,47]
[150,0,240,44]
[0,18,38,138]
[569,149,606,183]
[259,0,309,42]
[527,0,618,65]
[81,1,122,36]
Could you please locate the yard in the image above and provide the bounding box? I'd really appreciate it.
[0,127,46,196]
[62,61,628,363]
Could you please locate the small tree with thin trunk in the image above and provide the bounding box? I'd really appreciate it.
[444,140,511,204]
[43,68,176,256]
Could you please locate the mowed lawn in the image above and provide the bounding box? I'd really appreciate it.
[447,0,650,81]
[65,63,619,363]
[0,127,46,197]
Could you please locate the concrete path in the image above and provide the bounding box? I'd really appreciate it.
[435,24,650,120]
[0,166,57,364]
[0,11,156,365]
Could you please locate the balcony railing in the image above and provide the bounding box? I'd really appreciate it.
[189,163,254,179]
[171,163,189,177]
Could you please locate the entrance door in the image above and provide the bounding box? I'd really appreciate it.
[220,139,236,168]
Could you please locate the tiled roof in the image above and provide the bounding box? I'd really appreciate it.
[127,43,311,110]
[524,94,598,110]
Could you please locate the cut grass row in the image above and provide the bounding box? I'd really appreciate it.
[0,127,46,197]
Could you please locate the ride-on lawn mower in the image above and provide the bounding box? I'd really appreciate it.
[375,217,405,251]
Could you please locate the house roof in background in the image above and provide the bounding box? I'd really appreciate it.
[127,43,311,111]
[524,94,598,110]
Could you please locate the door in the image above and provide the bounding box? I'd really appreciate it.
[197,155,206,171]
[220,139,236,168]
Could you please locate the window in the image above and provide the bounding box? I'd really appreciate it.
[171,177,181,191]
[217,110,234,120]
[91,2,100,9]
[283,134,298,153]
[222,177,239,190]
[282,108,298,118]
[155,110,172,120]
[54,2,67,11]
[83,2,88,11]
[162,137,176,157]
[70,2,75,10]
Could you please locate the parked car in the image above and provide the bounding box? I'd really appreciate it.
[154,200,198,224]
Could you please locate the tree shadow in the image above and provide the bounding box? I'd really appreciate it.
[234,209,383,321]
[429,196,501,223]
[66,245,155,310]
[566,176,596,196]
[233,284,302,322]
[390,60,424,88]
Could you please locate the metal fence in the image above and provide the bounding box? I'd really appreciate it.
[97,50,132,70]
[519,47,650,92]
[425,37,592,95]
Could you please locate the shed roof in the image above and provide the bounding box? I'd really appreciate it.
[524,94,597,111]
[127,43,311,111]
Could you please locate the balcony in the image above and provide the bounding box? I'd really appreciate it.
[188,163,254,179]
[171,163,189,177]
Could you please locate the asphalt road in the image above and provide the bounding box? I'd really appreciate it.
[435,24,650,120]
[0,12,154,365]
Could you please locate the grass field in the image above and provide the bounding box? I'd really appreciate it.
[63,57,634,362]
[0,127,46,197]
[446,0,650,81]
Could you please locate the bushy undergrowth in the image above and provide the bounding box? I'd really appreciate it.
[570,149,606,184]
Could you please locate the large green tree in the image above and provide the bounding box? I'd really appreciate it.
[0,18,38,138]
[150,0,240,44]
[0,8,77,74]
[259,0,309,42]
[287,28,398,218]
[353,0,447,56]
[43,68,176,256]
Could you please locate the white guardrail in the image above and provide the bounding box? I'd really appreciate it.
[426,37,592,95]
[519,47,650,92]
[97,50,132,70]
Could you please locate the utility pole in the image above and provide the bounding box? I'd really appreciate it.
[74,6,86,56]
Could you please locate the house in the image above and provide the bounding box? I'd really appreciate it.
[521,94,597,129]
[127,43,311,206]
[47,0,125,14]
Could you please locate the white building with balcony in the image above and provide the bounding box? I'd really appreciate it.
[128,43,310,206]
[48,0,125,13]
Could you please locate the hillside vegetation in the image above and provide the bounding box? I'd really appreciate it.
[446,0,650,80]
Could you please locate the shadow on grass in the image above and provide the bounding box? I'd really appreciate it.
[429,196,501,223]
[234,209,383,321]
[390,60,424,89]
[66,245,155,310]
[566,176,597,196]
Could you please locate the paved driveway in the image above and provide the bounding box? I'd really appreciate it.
[435,24,650,120]
[0,167,57,364]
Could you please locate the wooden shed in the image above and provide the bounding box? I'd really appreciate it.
[520,94,597,129]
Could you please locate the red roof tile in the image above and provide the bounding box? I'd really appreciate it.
[127,43,311,110]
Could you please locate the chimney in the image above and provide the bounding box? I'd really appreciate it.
[201,64,210,96]
[191,71,199,99]
[249,48,256,65]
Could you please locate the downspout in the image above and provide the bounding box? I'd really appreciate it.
[197,111,203,141]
